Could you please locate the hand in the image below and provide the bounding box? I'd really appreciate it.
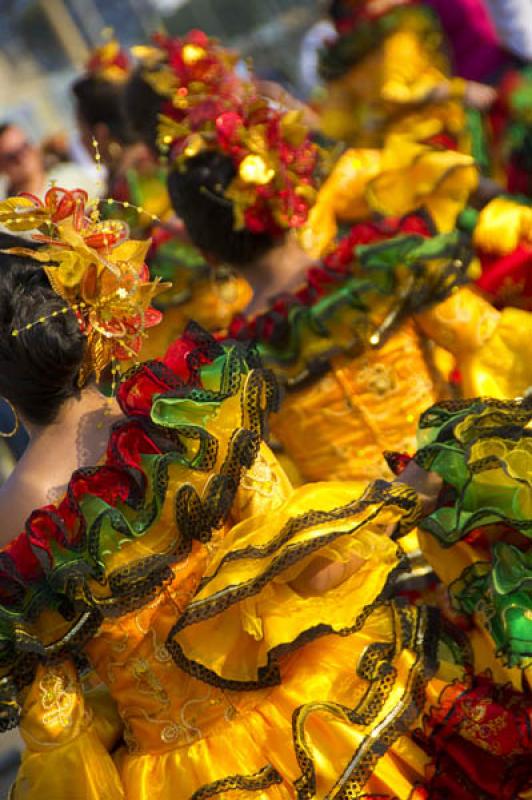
[464,81,498,111]
[394,460,443,516]
[254,79,321,130]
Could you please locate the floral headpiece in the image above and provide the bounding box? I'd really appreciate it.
[143,30,321,236]
[86,38,131,83]
[332,0,415,32]
[0,187,168,384]
[134,29,241,105]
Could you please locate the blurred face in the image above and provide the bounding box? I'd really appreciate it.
[75,106,114,168]
[0,126,42,190]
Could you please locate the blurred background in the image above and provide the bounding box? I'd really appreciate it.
[0,0,319,137]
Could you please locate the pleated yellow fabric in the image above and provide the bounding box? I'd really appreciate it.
[269,322,438,484]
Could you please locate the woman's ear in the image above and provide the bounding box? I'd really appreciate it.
[93,121,112,152]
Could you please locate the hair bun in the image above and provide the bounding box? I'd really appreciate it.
[0,245,86,426]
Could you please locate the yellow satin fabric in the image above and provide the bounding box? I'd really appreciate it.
[473,197,532,256]
[303,138,478,258]
[269,321,439,484]
[141,273,253,361]
[415,287,532,398]
[10,478,445,800]
[319,26,466,147]
[113,612,439,800]
[11,662,125,800]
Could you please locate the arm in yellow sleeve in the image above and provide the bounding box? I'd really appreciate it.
[10,661,124,800]
[302,149,382,258]
[381,30,455,106]
[415,287,532,397]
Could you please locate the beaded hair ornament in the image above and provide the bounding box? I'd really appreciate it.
[0,187,168,386]
[138,30,321,236]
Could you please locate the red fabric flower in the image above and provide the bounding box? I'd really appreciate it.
[417,673,532,799]
[109,422,162,471]
[477,244,532,310]
[118,365,173,417]
[2,533,44,583]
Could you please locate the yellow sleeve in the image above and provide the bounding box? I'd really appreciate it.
[301,140,477,259]
[381,30,451,105]
[415,287,532,397]
[301,149,382,258]
[10,662,124,800]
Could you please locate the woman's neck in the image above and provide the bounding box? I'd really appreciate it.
[107,141,153,184]
[0,386,123,545]
[24,384,120,442]
[244,234,314,315]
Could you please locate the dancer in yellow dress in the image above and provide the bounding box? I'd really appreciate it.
[72,37,251,360]
[317,0,496,149]
[0,189,529,800]
[127,33,532,487]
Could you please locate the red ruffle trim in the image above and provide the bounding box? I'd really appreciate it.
[0,329,218,589]
[477,244,532,310]
[229,213,432,343]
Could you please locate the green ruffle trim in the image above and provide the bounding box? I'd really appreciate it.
[415,396,532,668]
[241,225,471,387]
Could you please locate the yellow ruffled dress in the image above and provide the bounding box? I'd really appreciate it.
[243,215,532,486]
[318,3,468,149]
[5,332,530,799]
[303,136,479,260]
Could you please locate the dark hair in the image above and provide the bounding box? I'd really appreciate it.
[123,68,164,154]
[72,75,138,146]
[0,234,86,426]
[124,69,277,264]
[167,151,277,265]
[0,123,14,138]
[328,0,347,22]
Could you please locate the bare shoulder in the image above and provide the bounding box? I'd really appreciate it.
[0,464,52,546]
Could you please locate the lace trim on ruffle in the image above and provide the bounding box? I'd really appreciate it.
[231,214,472,388]
[190,765,283,799]
[166,481,421,691]
[0,327,279,730]
[414,395,532,669]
